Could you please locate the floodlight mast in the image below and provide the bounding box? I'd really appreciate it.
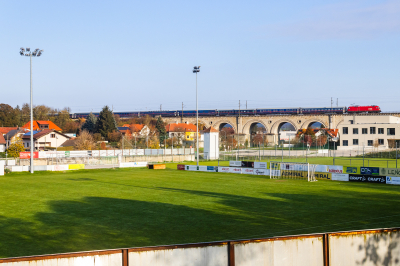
[20,47,44,173]
[193,66,200,167]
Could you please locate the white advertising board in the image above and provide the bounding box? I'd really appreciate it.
[315,165,329,173]
[0,166,4,176]
[254,162,267,169]
[328,165,343,174]
[332,173,349,181]
[280,163,308,171]
[0,160,5,166]
[242,168,255,175]
[229,167,242,174]
[7,160,16,166]
[187,165,198,171]
[386,176,400,185]
[53,165,69,171]
[254,169,269,175]
[198,166,208,172]
[218,167,230,173]
[229,161,242,167]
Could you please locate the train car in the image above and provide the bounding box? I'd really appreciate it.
[301,107,346,114]
[347,105,381,113]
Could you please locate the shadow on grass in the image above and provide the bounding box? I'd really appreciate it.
[1,187,400,259]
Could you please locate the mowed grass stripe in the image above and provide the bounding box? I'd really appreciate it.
[0,166,399,258]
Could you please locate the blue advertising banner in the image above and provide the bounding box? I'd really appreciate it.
[360,167,379,175]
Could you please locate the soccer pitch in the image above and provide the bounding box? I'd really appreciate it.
[1,165,400,258]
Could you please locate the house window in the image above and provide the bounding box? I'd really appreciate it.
[353,128,358,134]
[349,120,354,124]
[27,142,29,147]
[353,139,358,145]
[343,127,348,134]
[368,140,373,146]
[388,128,395,135]
[378,128,384,134]
[50,134,56,138]
[378,139,384,145]
[343,140,348,146]
[362,128,368,134]
[370,127,376,134]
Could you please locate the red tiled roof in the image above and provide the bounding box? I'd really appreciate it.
[130,124,145,132]
[203,126,219,133]
[22,129,70,140]
[0,127,18,135]
[166,123,197,132]
[22,121,62,131]
[0,134,6,144]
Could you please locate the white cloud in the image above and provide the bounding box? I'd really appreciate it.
[266,1,400,39]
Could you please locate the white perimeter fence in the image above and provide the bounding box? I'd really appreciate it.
[1,227,399,266]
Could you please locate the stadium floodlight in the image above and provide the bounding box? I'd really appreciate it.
[19,47,44,174]
[193,66,200,167]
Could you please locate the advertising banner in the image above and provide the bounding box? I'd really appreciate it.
[315,165,329,173]
[242,168,255,175]
[0,165,3,176]
[186,165,198,171]
[349,174,386,183]
[270,170,281,176]
[328,165,343,174]
[380,168,400,177]
[280,163,308,171]
[229,167,242,174]
[177,164,185,170]
[241,161,254,168]
[332,173,349,181]
[344,166,359,174]
[229,161,241,167]
[254,162,267,169]
[218,166,230,173]
[281,170,308,178]
[254,169,269,175]
[20,152,39,159]
[68,164,85,170]
[206,166,216,172]
[315,172,332,180]
[360,167,379,175]
[386,176,400,185]
[198,166,208,172]
[53,165,69,171]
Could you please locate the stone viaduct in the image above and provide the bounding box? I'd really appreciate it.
[162,113,400,145]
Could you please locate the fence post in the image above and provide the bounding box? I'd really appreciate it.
[323,233,330,266]
[122,249,128,266]
[228,241,235,266]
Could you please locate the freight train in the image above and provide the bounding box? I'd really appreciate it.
[70,105,381,119]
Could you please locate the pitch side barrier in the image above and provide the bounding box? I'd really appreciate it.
[1,227,399,266]
[178,161,400,185]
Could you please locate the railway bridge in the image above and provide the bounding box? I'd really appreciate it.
[162,113,400,145]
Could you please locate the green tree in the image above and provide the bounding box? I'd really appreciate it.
[155,117,167,143]
[82,112,98,133]
[0,104,18,127]
[6,137,25,157]
[96,106,117,139]
[51,108,71,130]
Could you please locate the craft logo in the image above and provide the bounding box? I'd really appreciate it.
[367,177,385,183]
[349,176,365,181]
[346,167,357,174]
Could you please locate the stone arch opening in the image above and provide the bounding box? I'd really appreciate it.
[219,122,235,132]
[307,121,326,129]
[249,122,267,147]
[278,122,297,143]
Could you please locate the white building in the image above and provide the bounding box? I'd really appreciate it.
[0,134,5,152]
[338,115,400,150]
[22,130,70,151]
[203,126,219,160]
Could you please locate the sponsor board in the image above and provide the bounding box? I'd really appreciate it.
[281,170,308,178]
[177,164,185,170]
[242,168,255,175]
[218,167,230,173]
[315,172,332,180]
[328,165,343,174]
[20,152,39,159]
[386,176,400,185]
[53,165,69,171]
[315,165,329,173]
[198,166,208,172]
[254,162,267,169]
[345,167,358,174]
[186,165,198,171]
[7,160,15,166]
[0,166,4,176]
[229,161,241,167]
[206,166,216,172]
[332,173,349,181]
[349,174,386,183]
[254,169,269,175]
[68,164,85,170]
[229,167,242,174]
[360,167,379,175]
[380,168,400,177]
[281,163,308,171]
[241,161,254,168]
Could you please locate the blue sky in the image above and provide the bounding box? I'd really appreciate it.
[1,0,399,113]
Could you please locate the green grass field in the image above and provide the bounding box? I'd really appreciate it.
[1,165,400,258]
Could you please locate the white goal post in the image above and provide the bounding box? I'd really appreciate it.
[269,161,317,182]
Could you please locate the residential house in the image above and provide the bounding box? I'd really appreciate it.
[0,127,18,136]
[120,124,150,137]
[4,129,29,148]
[166,123,199,144]
[0,134,6,152]
[22,121,62,132]
[22,129,70,151]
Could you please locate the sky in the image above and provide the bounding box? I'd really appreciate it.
[1,0,399,113]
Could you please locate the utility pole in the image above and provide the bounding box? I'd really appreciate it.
[160,104,162,111]
[237,100,240,160]
[181,102,184,123]
[246,100,247,109]
[331,97,333,108]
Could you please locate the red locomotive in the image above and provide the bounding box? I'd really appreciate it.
[347,105,381,113]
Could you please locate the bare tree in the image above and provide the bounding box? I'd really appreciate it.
[74,130,96,150]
